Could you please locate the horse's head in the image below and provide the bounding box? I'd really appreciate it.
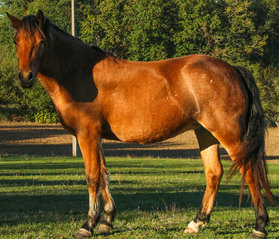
[7,10,46,88]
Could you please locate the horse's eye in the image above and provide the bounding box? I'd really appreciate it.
[40,39,45,46]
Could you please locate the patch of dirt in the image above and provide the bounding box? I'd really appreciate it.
[0,122,278,160]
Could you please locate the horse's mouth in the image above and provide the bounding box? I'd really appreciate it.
[18,72,36,88]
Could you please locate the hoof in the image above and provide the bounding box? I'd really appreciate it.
[73,228,92,238]
[184,226,199,234]
[96,223,112,234]
[252,229,267,238]
[184,220,202,234]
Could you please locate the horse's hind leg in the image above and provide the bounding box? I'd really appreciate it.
[185,127,223,234]
[225,147,269,238]
[202,124,269,237]
[96,147,116,234]
[241,166,269,237]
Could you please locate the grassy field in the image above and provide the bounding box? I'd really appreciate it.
[0,156,278,239]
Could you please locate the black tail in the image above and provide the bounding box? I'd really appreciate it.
[232,66,274,205]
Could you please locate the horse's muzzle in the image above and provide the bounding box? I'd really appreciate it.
[18,71,35,88]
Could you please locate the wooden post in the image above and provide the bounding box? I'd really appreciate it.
[72,135,77,157]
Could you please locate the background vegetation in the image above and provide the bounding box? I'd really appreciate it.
[0,156,278,238]
[0,0,278,123]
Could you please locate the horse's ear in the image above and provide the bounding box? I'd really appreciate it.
[6,12,21,29]
[36,10,45,27]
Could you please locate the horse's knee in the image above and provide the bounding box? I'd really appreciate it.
[86,174,100,188]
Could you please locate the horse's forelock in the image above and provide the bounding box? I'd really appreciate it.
[20,15,45,39]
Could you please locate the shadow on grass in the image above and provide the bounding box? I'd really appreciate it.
[0,144,72,156]
[0,140,230,159]
[0,124,66,141]
[0,187,263,227]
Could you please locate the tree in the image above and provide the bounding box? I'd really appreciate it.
[124,0,178,61]
[79,0,128,58]
[173,0,225,57]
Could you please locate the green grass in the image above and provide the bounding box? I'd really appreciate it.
[0,156,278,238]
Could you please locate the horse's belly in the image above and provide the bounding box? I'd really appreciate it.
[107,104,195,144]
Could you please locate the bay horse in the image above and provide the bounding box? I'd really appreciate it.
[7,11,274,238]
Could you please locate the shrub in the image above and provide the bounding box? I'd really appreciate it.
[34,110,59,124]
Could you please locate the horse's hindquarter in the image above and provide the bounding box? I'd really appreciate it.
[180,55,248,138]
[94,57,198,143]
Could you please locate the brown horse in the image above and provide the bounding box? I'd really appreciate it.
[7,11,273,238]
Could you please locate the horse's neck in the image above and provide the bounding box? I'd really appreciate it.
[36,34,74,102]
[46,32,84,73]
[37,27,102,103]
[41,25,102,75]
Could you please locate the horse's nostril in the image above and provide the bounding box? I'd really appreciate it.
[27,72,33,81]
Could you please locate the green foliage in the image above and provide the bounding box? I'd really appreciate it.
[124,0,178,60]
[173,0,225,57]
[221,0,267,62]
[34,109,59,123]
[79,0,128,57]
[0,0,279,123]
[259,66,279,122]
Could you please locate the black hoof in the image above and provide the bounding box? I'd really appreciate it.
[252,229,267,238]
[73,228,92,238]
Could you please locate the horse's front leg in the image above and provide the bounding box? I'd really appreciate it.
[74,132,102,238]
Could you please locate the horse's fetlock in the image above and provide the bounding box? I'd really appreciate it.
[86,215,100,228]
[194,210,211,224]
[80,220,94,235]
[102,214,113,224]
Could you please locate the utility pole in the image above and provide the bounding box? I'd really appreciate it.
[71,0,79,157]
[71,0,77,37]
